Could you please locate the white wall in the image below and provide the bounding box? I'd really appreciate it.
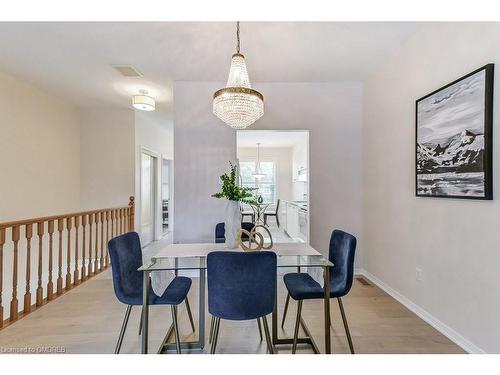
[174,81,363,260]
[363,23,500,353]
[0,70,81,221]
[0,69,81,318]
[237,146,294,203]
[80,109,135,210]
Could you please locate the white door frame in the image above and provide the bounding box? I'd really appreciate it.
[160,155,174,236]
[139,146,162,243]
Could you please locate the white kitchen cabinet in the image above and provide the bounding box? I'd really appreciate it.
[285,203,299,239]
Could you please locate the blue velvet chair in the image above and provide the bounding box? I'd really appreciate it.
[108,232,194,354]
[282,229,356,354]
[212,222,264,343]
[214,222,255,244]
[207,251,277,354]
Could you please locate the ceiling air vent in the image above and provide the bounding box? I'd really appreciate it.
[112,65,143,77]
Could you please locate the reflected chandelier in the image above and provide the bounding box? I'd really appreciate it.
[213,22,264,129]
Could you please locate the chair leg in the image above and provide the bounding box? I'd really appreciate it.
[185,297,196,332]
[338,298,355,354]
[115,305,132,354]
[210,317,221,354]
[261,315,275,354]
[138,311,143,335]
[257,317,263,341]
[281,293,290,328]
[209,316,215,344]
[276,214,280,228]
[171,305,182,354]
[264,215,267,226]
[292,300,303,354]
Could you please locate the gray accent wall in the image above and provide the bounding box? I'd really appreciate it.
[173,81,364,267]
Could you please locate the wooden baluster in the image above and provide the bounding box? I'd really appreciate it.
[10,225,20,321]
[65,217,72,290]
[88,214,94,276]
[122,208,126,233]
[73,216,80,285]
[0,228,5,327]
[36,222,44,307]
[94,213,99,273]
[56,219,63,295]
[99,212,104,271]
[104,211,111,268]
[129,196,135,232]
[120,208,124,234]
[47,221,54,300]
[115,209,119,236]
[81,215,87,281]
[24,224,33,313]
[111,210,115,239]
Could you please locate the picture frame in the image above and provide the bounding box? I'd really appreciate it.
[415,64,494,200]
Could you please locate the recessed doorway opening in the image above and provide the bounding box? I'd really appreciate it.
[236,130,309,244]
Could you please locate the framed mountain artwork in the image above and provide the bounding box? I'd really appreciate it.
[416,64,494,200]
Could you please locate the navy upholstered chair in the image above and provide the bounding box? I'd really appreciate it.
[214,222,255,244]
[108,232,194,354]
[282,229,356,354]
[207,251,277,354]
[212,222,264,343]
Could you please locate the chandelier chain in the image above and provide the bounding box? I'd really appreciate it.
[236,21,240,54]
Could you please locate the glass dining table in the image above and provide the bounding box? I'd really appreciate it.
[138,243,333,354]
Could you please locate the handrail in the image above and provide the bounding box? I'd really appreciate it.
[0,196,135,329]
[0,199,134,229]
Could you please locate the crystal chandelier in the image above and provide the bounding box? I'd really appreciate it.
[213,22,264,129]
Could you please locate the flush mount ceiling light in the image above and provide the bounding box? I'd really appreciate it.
[213,22,264,130]
[132,90,155,111]
[252,143,266,179]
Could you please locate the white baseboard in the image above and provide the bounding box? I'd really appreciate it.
[356,268,485,354]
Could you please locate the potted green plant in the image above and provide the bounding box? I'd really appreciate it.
[212,162,257,248]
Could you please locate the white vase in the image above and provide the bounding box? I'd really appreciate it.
[225,200,241,248]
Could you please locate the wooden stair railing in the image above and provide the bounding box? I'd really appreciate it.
[0,196,135,329]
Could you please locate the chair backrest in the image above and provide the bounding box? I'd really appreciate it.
[207,251,277,320]
[215,222,254,243]
[215,223,225,243]
[107,232,143,305]
[329,229,357,296]
[274,199,280,214]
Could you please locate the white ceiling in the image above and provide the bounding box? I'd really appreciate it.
[237,130,308,148]
[0,22,422,114]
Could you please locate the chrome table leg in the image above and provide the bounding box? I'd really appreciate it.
[141,271,150,354]
[323,265,331,354]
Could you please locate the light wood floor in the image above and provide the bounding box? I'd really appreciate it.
[0,268,464,354]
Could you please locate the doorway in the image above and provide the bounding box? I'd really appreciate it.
[140,151,157,246]
[236,130,310,243]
